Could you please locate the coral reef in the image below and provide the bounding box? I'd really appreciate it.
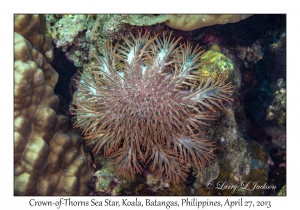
[165,14,252,31]
[264,125,286,149]
[91,153,194,195]
[122,15,168,26]
[89,156,123,195]
[264,32,286,82]
[44,14,253,67]
[266,78,286,125]
[14,14,54,63]
[14,14,93,195]
[236,41,263,67]
[72,31,233,183]
[214,107,252,183]
[91,14,252,32]
[46,14,91,67]
[47,15,87,50]
[45,15,130,67]
[191,139,269,196]
[268,150,286,194]
[197,43,235,81]
[27,14,285,196]
[190,106,254,195]
[87,104,270,196]
[90,155,170,195]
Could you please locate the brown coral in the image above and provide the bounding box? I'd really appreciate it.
[72,31,233,183]
[14,14,93,195]
[165,14,252,31]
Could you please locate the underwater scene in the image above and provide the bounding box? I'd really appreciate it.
[14,14,286,196]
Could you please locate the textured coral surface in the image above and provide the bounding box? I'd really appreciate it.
[14,14,93,196]
[165,14,252,31]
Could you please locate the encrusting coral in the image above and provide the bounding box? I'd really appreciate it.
[197,43,235,82]
[165,14,252,31]
[14,14,93,195]
[266,78,286,125]
[72,31,233,183]
[43,14,252,68]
